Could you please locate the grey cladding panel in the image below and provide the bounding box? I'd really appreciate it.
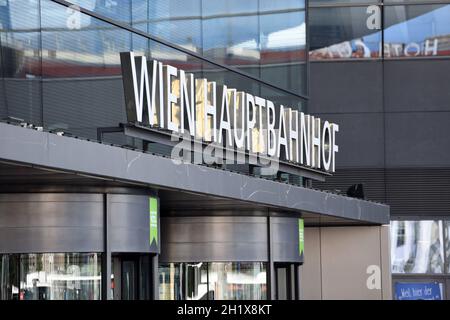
[271,217,303,263]
[0,193,103,253]
[386,168,450,217]
[309,61,383,114]
[0,227,103,253]
[310,113,385,168]
[109,194,159,253]
[160,242,268,263]
[385,112,450,167]
[160,216,268,262]
[384,59,450,112]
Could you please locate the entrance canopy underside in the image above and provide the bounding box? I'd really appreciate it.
[0,122,389,226]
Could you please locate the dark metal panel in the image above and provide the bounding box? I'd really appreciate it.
[385,112,450,167]
[0,227,103,253]
[0,201,103,228]
[386,168,450,217]
[109,194,160,253]
[0,193,103,253]
[309,61,383,114]
[0,123,390,224]
[309,113,385,168]
[313,168,387,203]
[160,216,268,262]
[3,79,42,126]
[384,59,450,113]
[42,78,125,141]
[271,217,303,263]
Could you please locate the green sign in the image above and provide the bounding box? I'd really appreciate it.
[298,219,304,256]
[149,197,158,247]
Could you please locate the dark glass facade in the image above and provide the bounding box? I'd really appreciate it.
[158,262,267,300]
[0,253,101,300]
[308,0,450,299]
[309,1,450,60]
[67,0,307,94]
[0,0,307,186]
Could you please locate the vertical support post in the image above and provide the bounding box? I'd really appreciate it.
[102,193,112,300]
[152,255,159,300]
[296,264,302,300]
[290,264,296,300]
[268,214,276,300]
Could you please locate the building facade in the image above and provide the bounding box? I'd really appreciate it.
[0,0,390,300]
[308,0,450,299]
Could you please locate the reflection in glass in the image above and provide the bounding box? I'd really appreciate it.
[159,262,267,300]
[68,0,132,23]
[41,0,131,78]
[159,262,208,300]
[121,260,136,300]
[19,253,101,300]
[66,0,307,95]
[0,0,308,179]
[259,0,306,93]
[0,255,19,300]
[446,221,450,273]
[391,221,444,274]
[310,0,379,4]
[208,262,267,300]
[384,5,450,58]
[0,0,42,124]
[309,6,381,60]
[139,255,152,300]
[148,0,202,54]
[309,4,450,59]
[202,0,260,77]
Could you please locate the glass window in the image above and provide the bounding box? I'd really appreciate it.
[309,6,382,60]
[1,0,307,173]
[310,0,380,5]
[68,0,132,23]
[391,220,445,274]
[202,0,260,77]
[19,253,101,300]
[159,262,267,300]
[259,0,306,93]
[148,0,202,54]
[259,0,305,11]
[159,262,208,300]
[0,254,19,300]
[445,221,450,273]
[384,0,450,3]
[50,0,307,95]
[41,0,132,78]
[0,0,42,124]
[208,262,267,300]
[384,4,450,58]
[139,255,152,300]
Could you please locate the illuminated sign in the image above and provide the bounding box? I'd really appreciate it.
[120,52,339,173]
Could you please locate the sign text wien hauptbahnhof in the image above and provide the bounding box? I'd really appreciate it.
[120,52,339,173]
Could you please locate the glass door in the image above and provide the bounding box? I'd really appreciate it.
[112,254,153,300]
[275,263,300,300]
[121,260,137,300]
